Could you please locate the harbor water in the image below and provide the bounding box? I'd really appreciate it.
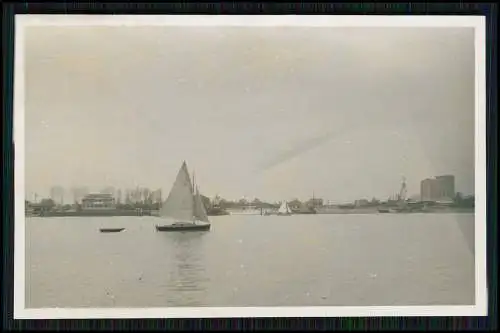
[25,213,475,308]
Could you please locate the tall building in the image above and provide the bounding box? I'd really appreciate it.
[125,189,132,204]
[153,189,162,203]
[71,187,89,204]
[142,188,151,204]
[50,186,65,205]
[145,188,162,204]
[435,175,455,200]
[420,178,435,201]
[116,189,123,204]
[420,175,455,201]
[133,188,142,203]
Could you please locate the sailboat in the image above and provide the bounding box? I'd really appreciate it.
[276,200,292,216]
[155,161,211,232]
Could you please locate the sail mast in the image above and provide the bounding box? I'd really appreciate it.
[192,171,196,194]
[192,170,196,222]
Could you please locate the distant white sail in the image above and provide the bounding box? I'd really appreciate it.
[278,201,291,214]
[194,187,210,222]
[159,161,195,222]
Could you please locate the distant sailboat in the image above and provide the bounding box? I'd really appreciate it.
[277,200,292,216]
[155,161,211,232]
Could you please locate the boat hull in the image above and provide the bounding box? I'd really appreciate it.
[99,228,125,233]
[155,223,210,232]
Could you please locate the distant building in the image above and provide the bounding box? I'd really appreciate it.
[420,175,455,201]
[50,186,65,205]
[81,193,116,210]
[128,188,143,203]
[307,197,324,207]
[125,190,133,204]
[142,188,151,204]
[354,199,369,207]
[71,187,89,204]
[150,189,162,204]
[420,178,436,201]
[288,199,302,210]
[435,175,455,200]
[116,189,122,204]
[324,200,336,207]
[101,186,116,197]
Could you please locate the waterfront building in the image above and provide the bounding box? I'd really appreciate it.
[81,193,116,210]
[420,178,436,201]
[435,175,455,200]
[420,175,455,201]
[354,199,370,207]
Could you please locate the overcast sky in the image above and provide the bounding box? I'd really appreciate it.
[23,26,475,203]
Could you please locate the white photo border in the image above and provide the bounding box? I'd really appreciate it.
[13,14,487,319]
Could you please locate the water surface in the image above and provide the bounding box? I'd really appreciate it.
[25,213,475,307]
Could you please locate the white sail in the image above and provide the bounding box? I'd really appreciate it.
[159,161,195,222]
[194,187,210,222]
[278,201,291,214]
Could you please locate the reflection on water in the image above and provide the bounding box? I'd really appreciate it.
[25,214,475,308]
[163,232,209,306]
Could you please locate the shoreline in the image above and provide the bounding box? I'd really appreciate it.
[26,209,152,218]
[25,207,474,218]
[316,207,474,215]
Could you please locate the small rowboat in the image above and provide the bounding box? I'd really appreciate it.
[99,228,125,233]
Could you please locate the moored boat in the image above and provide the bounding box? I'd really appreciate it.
[99,228,125,233]
[155,222,210,232]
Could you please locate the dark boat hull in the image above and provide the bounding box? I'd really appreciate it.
[99,228,125,233]
[155,223,210,232]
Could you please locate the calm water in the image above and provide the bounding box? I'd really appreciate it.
[25,213,475,308]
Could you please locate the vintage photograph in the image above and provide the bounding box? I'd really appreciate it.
[16,16,484,317]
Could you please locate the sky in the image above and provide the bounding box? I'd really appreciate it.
[23,26,475,203]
